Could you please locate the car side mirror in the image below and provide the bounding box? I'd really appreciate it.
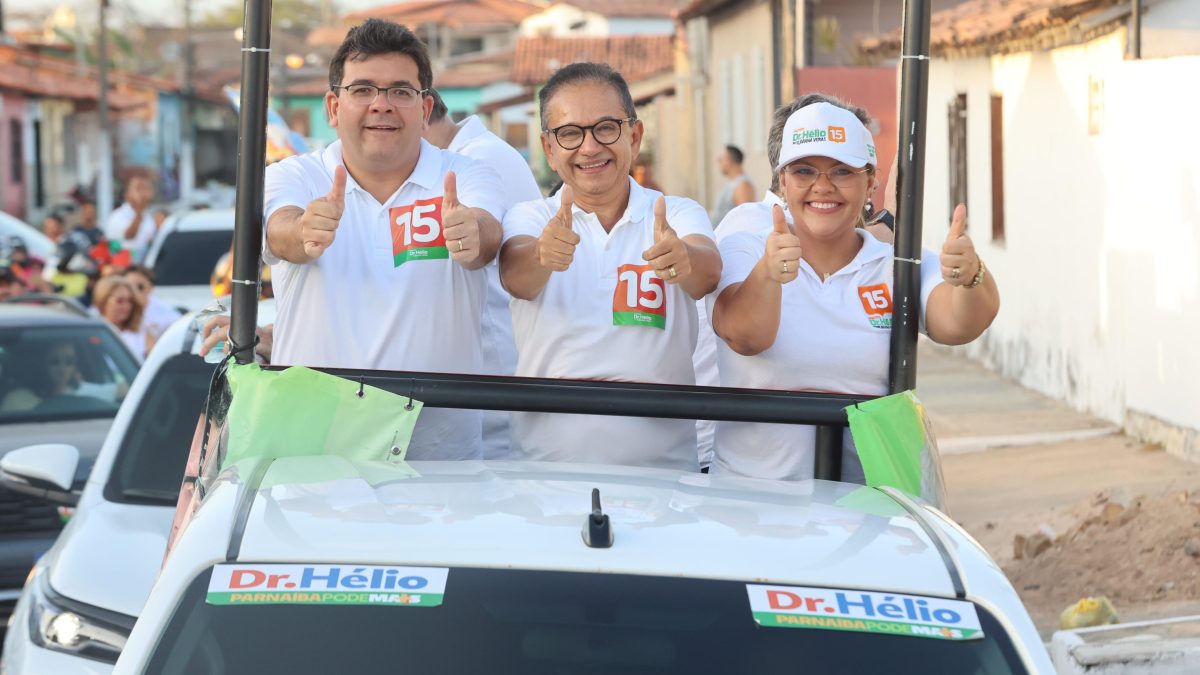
[0,444,81,507]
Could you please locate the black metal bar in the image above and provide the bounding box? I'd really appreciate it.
[1131,0,1142,59]
[230,0,273,364]
[888,0,932,394]
[301,368,874,426]
[813,425,842,480]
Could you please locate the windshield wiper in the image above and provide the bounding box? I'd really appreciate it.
[118,488,179,502]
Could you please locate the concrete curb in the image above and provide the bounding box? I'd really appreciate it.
[1052,615,1200,674]
[938,427,1121,455]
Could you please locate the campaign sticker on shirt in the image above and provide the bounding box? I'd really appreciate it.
[391,197,448,267]
[613,263,667,329]
[207,564,449,607]
[857,283,893,329]
[746,584,983,641]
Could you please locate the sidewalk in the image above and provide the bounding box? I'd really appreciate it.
[917,341,1200,636]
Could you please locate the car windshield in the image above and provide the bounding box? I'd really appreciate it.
[0,325,139,423]
[153,230,233,286]
[105,353,214,504]
[147,567,1028,674]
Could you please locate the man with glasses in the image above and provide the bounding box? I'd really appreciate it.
[262,18,506,460]
[499,63,720,470]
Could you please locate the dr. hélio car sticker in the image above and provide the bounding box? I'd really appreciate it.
[746,584,983,641]
[207,564,448,607]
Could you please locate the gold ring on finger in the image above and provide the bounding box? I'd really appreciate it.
[782,260,789,274]
[668,265,677,279]
[951,266,961,279]
[455,239,464,253]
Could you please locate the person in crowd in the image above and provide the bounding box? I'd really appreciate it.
[499,62,720,470]
[708,94,1000,481]
[93,275,152,358]
[710,145,756,226]
[263,18,505,460]
[123,265,182,342]
[0,340,123,412]
[423,89,541,459]
[0,265,24,301]
[2,238,50,293]
[42,213,67,244]
[78,199,101,236]
[104,175,156,261]
[631,157,662,192]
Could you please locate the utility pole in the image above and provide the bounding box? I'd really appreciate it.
[97,0,114,220]
[180,0,195,204]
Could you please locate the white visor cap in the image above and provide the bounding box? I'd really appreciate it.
[775,101,877,171]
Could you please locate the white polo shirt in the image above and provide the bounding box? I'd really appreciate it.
[502,177,715,470]
[263,139,506,460]
[448,115,542,460]
[710,228,942,481]
[694,191,791,468]
[104,203,156,260]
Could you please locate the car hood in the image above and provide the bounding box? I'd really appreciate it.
[0,417,112,482]
[49,499,174,617]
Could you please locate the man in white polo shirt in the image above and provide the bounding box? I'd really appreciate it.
[263,19,505,460]
[500,63,721,470]
[423,90,542,459]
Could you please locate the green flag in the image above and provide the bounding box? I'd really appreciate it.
[846,390,946,506]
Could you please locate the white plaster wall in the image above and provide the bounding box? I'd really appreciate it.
[606,18,675,36]
[519,5,609,37]
[920,29,1200,438]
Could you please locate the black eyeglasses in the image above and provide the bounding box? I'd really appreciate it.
[332,84,427,108]
[543,117,637,150]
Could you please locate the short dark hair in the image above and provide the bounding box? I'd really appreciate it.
[329,19,432,92]
[124,264,156,285]
[768,92,872,194]
[724,145,744,165]
[428,89,449,124]
[538,62,636,129]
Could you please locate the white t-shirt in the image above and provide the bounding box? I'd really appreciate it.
[710,228,942,481]
[502,177,715,470]
[263,139,506,460]
[104,203,156,260]
[143,296,183,341]
[693,191,790,468]
[447,115,542,460]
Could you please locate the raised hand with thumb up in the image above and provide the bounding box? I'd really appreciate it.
[939,203,979,287]
[764,205,801,284]
[537,184,580,272]
[300,165,347,259]
[441,171,483,266]
[641,197,690,283]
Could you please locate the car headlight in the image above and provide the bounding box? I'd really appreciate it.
[27,570,131,664]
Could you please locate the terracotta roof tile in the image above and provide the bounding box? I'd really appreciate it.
[346,0,541,27]
[861,0,1125,55]
[511,35,674,85]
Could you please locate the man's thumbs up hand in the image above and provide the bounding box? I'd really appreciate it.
[301,165,347,259]
[642,197,690,283]
[537,185,580,272]
[441,171,483,266]
[764,204,801,283]
[940,203,978,286]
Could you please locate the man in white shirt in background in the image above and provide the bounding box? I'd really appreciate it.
[423,90,542,459]
[104,176,157,261]
[263,19,505,460]
[500,63,720,471]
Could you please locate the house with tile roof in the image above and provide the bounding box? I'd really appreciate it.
[861,0,1200,461]
[519,0,679,37]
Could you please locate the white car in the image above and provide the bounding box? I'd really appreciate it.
[0,302,274,674]
[0,212,56,260]
[141,209,234,312]
[112,457,1054,673]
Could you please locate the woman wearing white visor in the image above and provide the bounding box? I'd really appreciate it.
[709,95,1000,481]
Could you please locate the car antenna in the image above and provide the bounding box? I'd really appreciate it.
[582,488,613,549]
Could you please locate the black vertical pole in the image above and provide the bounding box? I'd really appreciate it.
[230,0,272,364]
[888,0,931,394]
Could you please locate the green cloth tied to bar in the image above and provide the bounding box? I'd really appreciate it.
[846,390,946,507]
[220,364,423,471]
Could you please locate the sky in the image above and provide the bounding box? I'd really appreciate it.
[5,0,400,29]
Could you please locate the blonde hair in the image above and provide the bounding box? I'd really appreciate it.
[93,275,145,332]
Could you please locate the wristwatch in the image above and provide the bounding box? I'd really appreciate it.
[966,255,986,289]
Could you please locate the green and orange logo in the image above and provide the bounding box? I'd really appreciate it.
[390,197,447,267]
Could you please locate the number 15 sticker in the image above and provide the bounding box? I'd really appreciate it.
[613,264,666,329]
[391,197,448,267]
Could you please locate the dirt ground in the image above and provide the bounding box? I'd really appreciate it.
[943,435,1200,638]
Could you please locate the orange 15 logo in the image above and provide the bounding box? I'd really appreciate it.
[858,283,893,329]
[828,126,846,142]
[390,197,448,267]
[613,263,666,329]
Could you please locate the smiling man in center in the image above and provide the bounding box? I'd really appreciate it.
[500,63,721,470]
[262,19,505,460]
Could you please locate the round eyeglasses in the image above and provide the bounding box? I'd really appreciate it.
[783,164,872,188]
[544,117,637,150]
[332,84,427,108]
